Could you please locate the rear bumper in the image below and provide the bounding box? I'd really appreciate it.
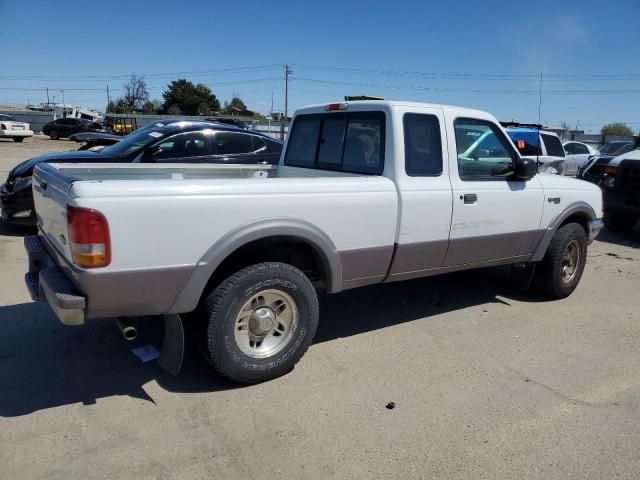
[0,129,33,138]
[25,236,86,325]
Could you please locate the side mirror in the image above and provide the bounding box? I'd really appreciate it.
[514,156,537,180]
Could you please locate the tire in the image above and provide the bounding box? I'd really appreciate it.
[533,223,587,299]
[49,130,58,140]
[203,262,319,384]
[603,209,637,233]
[12,137,24,143]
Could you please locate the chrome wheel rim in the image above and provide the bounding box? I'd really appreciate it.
[561,240,581,283]
[234,289,298,358]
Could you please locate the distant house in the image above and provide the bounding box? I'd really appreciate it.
[225,106,261,117]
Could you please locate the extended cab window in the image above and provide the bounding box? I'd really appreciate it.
[454,118,516,180]
[285,112,385,174]
[403,113,443,176]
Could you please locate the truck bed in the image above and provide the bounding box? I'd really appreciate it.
[32,162,399,317]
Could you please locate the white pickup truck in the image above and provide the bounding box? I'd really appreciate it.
[25,100,603,383]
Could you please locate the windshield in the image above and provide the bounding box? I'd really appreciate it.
[600,142,630,155]
[0,114,15,121]
[100,128,165,157]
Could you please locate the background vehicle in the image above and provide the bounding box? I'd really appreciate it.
[599,140,633,156]
[0,114,34,142]
[563,141,599,175]
[0,122,282,225]
[602,149,640,232]
[505,126,567,174]
[578,143,638,184]
[42,117,106,140]
[27,100,602,384]
[69,132,123,151]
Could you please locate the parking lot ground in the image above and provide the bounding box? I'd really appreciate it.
[1,138,639,479]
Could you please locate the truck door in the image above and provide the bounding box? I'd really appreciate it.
[444,117,544,266]
[386,108,453,281]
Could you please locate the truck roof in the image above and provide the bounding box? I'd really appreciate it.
[293,100,492,118]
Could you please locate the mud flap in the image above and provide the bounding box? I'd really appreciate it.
[158,314,185,376]
[511,263,536,291]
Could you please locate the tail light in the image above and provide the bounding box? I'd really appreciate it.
[1,124,6,130]
[67,206,111,268]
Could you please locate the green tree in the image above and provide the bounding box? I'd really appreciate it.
[162,79,220,115]
[141,99,162,114]
[601,123,634,136]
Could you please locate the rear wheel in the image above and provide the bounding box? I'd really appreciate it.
[49,130,58,140]
[203,262,319,384]
[533,223,587,299]
[603,209,637,233]
[12,137,24,143]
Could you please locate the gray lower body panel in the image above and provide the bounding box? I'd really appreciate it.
[444,230,542,266]
[340,245,394,289]
[27,235,194,320]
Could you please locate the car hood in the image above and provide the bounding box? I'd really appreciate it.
[7,151,120,180]
[609,149,640,167]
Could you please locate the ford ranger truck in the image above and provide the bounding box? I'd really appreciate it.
[25,100,604,383]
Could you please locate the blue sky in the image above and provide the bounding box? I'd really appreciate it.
[1,0,638,132]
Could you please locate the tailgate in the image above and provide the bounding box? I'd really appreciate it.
[32,164,74,260]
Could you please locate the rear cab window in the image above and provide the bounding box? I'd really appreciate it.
[284,112,385,174]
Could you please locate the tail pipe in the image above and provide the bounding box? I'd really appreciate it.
[115,317,137,341]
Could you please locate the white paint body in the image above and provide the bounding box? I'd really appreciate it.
[33,101,603,285]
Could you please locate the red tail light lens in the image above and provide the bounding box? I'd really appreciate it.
[67,206,111,268]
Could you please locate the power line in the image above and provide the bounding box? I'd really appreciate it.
[293,77,640,95]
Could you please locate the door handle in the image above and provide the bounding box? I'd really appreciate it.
[462,193,477,204]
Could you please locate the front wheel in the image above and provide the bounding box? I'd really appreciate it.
[533,223,587,299]
[203,262,319,384]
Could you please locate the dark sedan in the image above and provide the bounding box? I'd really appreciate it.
[1,122,282,225]
[42,117,106,140]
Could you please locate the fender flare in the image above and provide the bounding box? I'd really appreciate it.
[530,201,597,262]
[169,218,343,313]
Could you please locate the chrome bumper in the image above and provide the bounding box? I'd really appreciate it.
[588,218,604,244]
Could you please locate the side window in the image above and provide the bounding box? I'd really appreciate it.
[403,113,443,176]
[454,118,516,180]
[564,143,575,154]
[541,134,565,157]
[574,143,589,154]
[251,136,266,152]
[154,131,210,160]
[215,132,257,155]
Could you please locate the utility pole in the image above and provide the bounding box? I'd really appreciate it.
[45,87,50,105]
[61,89,65,106]
[537,71,543,125]
[281,64,292,139]
[106,84,111,111]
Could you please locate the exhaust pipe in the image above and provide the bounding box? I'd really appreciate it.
[115,317,137,341]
